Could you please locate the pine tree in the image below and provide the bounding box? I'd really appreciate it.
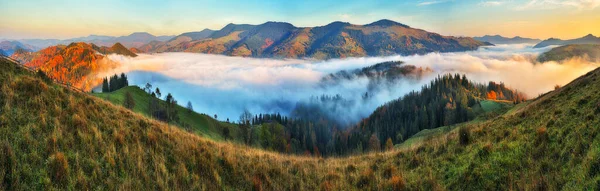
[102,78,109,92]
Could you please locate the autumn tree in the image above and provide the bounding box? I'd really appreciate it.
[124,92,135,110]
[368,134,381,152]
[487,90,497,100]
[385,138,394,151]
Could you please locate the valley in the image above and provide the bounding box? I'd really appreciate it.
[2,1,600,190]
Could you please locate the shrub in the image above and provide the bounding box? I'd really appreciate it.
[535,127,549,145]
[252,174,262,191]
[0,142,17,190]
[590,158,600,177]
[357,168,374,188]
[49,152,69,186]
[388,175,406,191]
[459,127,471,146]
[346,164,357,173]
[383,166,397,179]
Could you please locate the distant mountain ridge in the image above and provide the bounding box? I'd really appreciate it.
[0,40,38,56]
[534,34,600,48]
[473,35,541,44]
[138,19,489,59]
[14,32,175,50]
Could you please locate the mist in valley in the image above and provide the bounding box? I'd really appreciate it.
[101,44,600,126]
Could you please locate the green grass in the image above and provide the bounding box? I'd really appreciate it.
[92,86,238,141]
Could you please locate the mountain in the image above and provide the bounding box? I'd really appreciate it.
[0,40,38,56]
[10,42,136,90]
[139,19,489,59]
[534,34,600,48]
[473,35,541,44]
[92,42,138,57]
[129,47,143,53]
[538,44,600,62]
[2,53,599,190]
[15,32,175,50]
[170,29,216,41]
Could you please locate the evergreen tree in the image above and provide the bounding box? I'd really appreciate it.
[186,101,193,113]
[102,78,109,92]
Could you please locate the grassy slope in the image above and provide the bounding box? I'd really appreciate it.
[538,44,600,62]
[1,56,599,190]
[92,86,238,141]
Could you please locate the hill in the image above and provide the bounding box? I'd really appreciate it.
[1,55,599,190]
[10,42,136,90]
[473,35,541,44]
[92,86,236,141]
[139,19,489,59]
[537,44,600,62]
[534,34,600,48]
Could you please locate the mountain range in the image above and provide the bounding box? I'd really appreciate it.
[0,40,38,56]
[473,35,541,44]
[534,34,600,48]
[13,32,174,51]
[137,19,490,59]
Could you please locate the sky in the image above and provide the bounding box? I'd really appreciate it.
[1,0,599,40]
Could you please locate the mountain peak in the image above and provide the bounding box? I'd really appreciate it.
[130,32,153,36]
[583,34,597,38]
[111,42,126,49]
[366,19,409,28]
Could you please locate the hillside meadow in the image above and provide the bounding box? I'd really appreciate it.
[0,57,599,190]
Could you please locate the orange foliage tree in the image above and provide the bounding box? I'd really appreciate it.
[487,90,497,100]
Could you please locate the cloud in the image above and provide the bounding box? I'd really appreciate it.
[516,0,600,10]
[103,44,599,125]
[339,14,352,19]
[417,0,448,6]
[478,1,506,6]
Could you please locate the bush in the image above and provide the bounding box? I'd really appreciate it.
[0,142,17,190]
[535,127,549,145]
[49,152,69,186]
[383,166,397,179]
[388,175,406,191]
[252,174,262,191]
[357,168,374,188]
[459,127,471,145]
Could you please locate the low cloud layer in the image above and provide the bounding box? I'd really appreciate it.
[103,44,599,124]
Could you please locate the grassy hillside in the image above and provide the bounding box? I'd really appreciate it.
[92,86,237,141]
[1,56,599,190]
[538,44,600,62]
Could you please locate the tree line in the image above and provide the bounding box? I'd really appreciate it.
[236,74,527,157]
[102,73,128,92]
